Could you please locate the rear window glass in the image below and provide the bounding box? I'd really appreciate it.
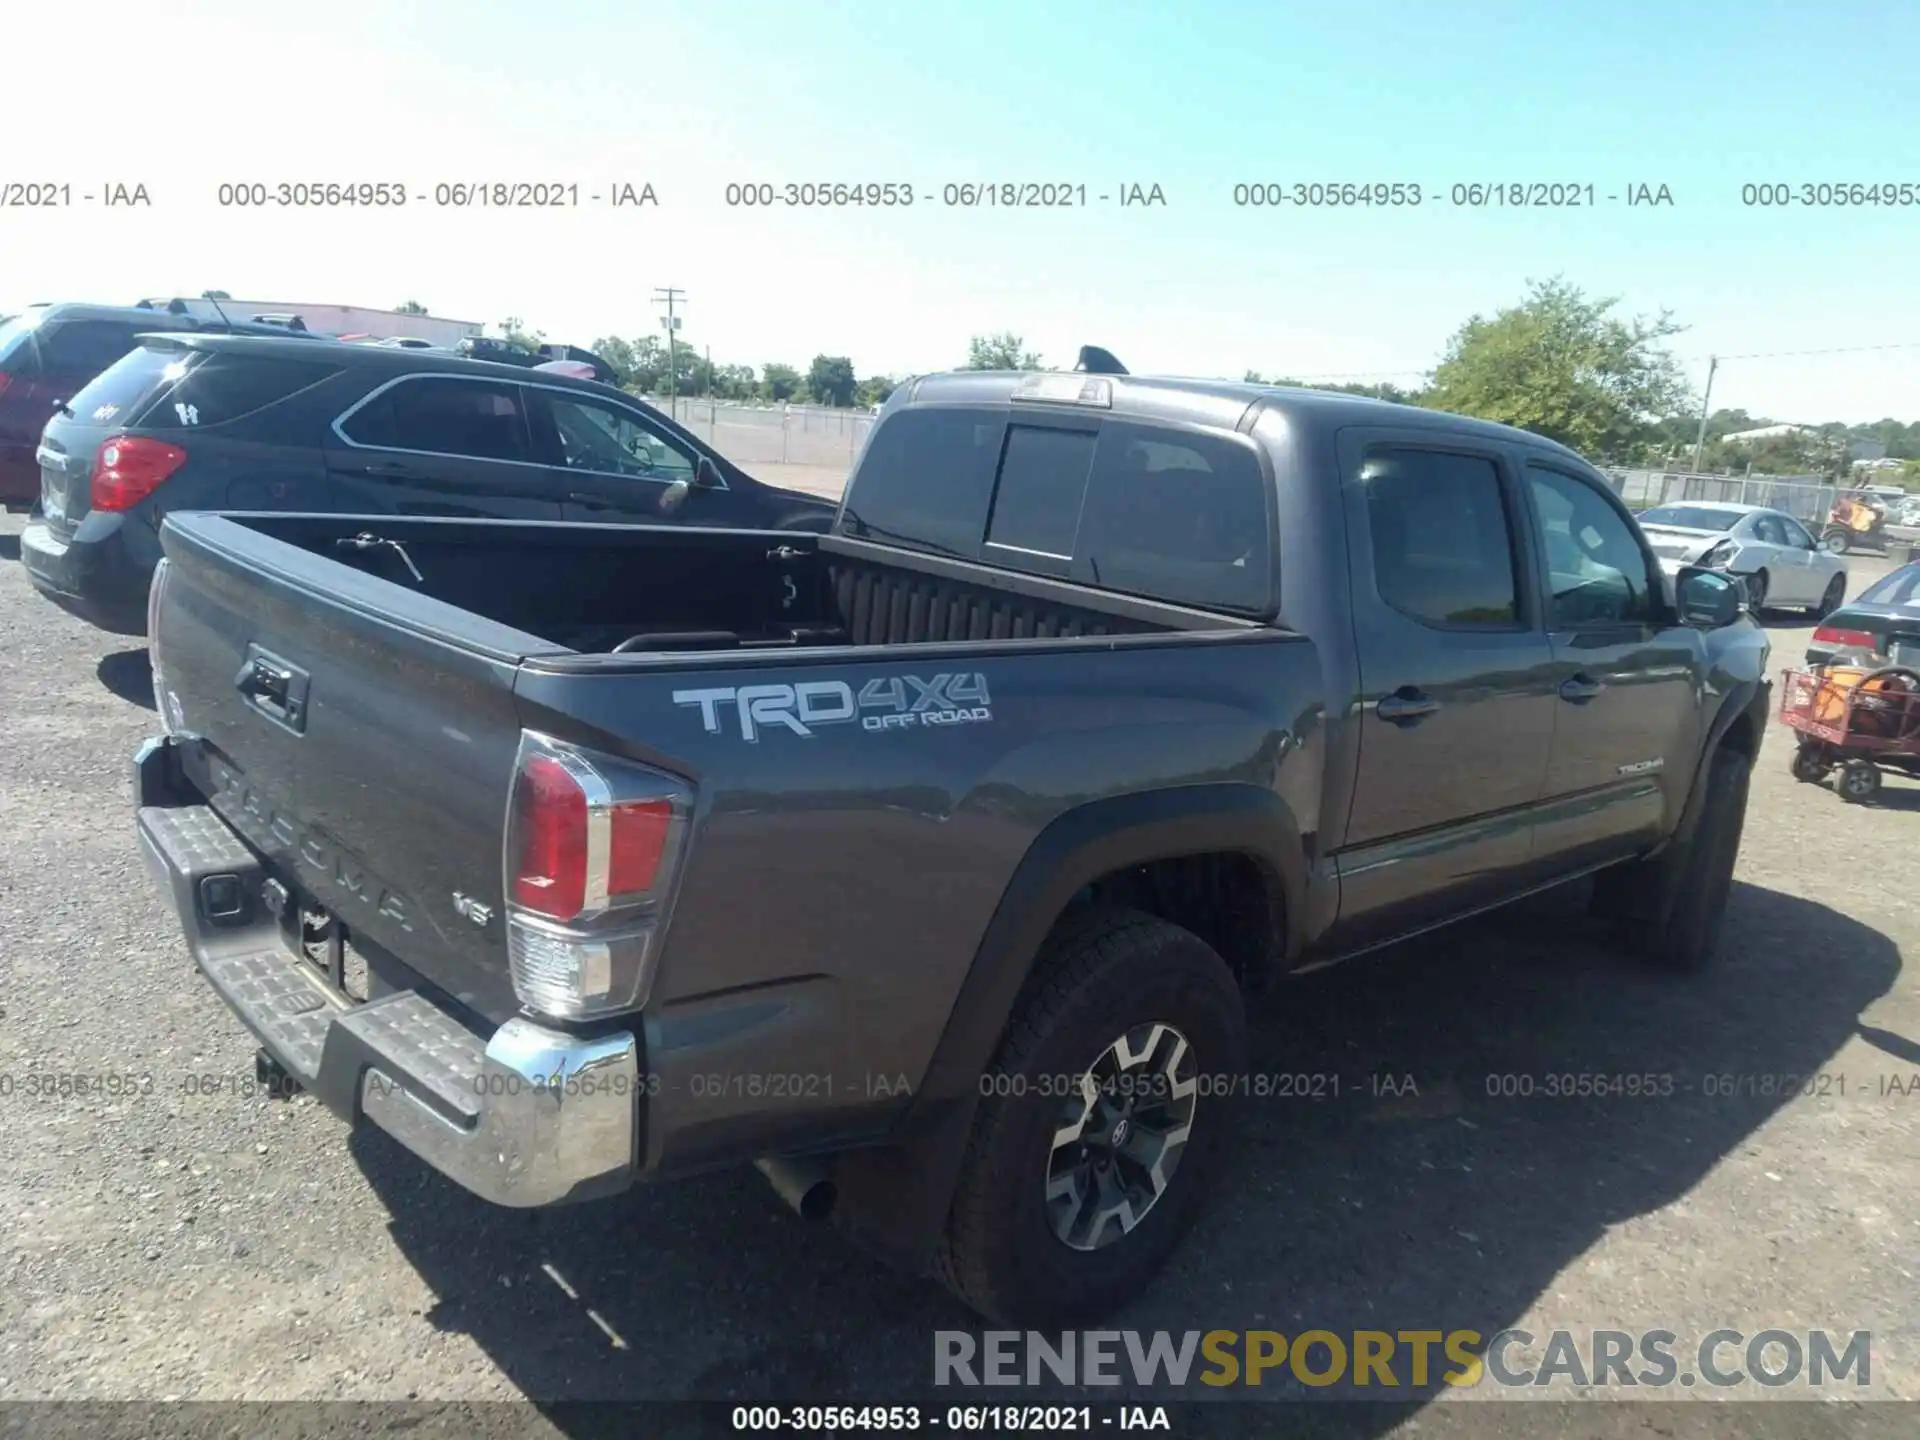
[0,310,51,370]
[1858,565,1920,607]
[985,425,1097,558]
[840,406,1006,556]
[66,347,340,429]
[1638,505,1741,532]
[66,346,199,425]
[141,353,341,427]
[843,406,1272,612]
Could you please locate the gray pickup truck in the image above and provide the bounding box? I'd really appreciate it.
[133,364,1771,1326]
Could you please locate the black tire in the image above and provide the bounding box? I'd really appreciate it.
[1789,745,1831,784]
[1815,573,1846,619]
[1589,743,1752,972]
[934,908,1247,1328]
[1823,528,1851,555]
[1744,569,1769,615]
[1837,759,1882,804]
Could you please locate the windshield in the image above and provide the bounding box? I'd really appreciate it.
[0,307,51,367]
[1857,565,1920,608]
[1638,505,1739,532]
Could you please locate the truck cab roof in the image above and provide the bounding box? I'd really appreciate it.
[893,368,1589,462]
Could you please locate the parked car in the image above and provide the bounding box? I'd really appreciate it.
[0,303,319,511]
[1635,500,1848,615]
[19,333,837,633]
[132,368,1769,1326]
[1807,561,1920,667]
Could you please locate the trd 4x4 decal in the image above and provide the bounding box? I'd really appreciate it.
[674,672,992,742]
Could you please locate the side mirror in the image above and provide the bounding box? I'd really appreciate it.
[1676,566,1743,628]
[692,456,723,490]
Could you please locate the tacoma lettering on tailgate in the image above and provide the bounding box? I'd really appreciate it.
[204,756,415,929]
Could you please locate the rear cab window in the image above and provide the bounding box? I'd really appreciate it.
[842,404,1274,614]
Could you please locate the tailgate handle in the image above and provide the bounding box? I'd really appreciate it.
[235,645,310,733]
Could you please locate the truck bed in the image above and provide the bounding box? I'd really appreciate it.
[147,510,1320,1176]
[207,513,1256,659]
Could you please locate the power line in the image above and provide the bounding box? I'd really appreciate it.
[1679,341,1920,362]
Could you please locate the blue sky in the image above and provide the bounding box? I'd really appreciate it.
[5,0,1917,420]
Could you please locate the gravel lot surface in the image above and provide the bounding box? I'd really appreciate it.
[1,509,1915,1433]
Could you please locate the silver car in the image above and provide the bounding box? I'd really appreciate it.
[1637,500,1848,616]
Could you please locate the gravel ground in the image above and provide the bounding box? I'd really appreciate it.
[0,511,1916,1432]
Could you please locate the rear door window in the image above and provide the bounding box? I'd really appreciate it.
[339,377,535,463]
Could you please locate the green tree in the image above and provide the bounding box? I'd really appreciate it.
[857,374,899,408]
[496,315,545,350]
[964,332,1042,370]
[763,363,804,401]
[395,300,428,315]
[807,354,858,406]
[591,335,639,385]
[1423,276,1691,461]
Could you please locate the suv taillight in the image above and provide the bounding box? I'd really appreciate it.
[503,732,693,1019]
[1813,626,1876,652]
[92,436,187,511]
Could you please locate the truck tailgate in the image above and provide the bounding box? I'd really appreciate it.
[152,515,565,1022]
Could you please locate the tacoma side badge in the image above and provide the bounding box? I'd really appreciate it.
[452,892,494,928]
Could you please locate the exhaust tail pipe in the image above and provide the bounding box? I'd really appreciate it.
[755,1156,836,1221]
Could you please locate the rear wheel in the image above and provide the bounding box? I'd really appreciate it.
[1823,528,1852,555]
[1838,760,1882,804]
[1590,743,1752,972]
[935,909,1247,1327]
[1790,745,1831,784]
[1743,569,1769,614]
[1815,573,1846,618]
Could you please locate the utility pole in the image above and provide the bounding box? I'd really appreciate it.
[653,287,685,415]
[1690,354,1719,473]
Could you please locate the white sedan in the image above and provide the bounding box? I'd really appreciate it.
[1637,500,1848,616]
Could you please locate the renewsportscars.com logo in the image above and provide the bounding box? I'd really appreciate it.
[933,1327,1875,1392]
[675,672,992,742]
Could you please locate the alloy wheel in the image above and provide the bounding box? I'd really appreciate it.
[1044,1022,1199,1252]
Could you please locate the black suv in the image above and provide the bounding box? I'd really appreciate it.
[0,302,318,510]
[20,333,838,634]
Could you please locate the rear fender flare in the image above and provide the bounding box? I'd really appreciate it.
[826,784,1307,1274]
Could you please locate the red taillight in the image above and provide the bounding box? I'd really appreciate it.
[1813,626,1876,651]
[510,755,590,920]
[607,799,674,895]
[91,436,187,511]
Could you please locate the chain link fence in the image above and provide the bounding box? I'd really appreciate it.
[1603,468,1842,525]
[654,396,876,471]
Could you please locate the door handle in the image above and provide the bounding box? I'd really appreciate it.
[565,491,611,507]
[1559,674,1606,704]
[1375,688,1441,725]
[344,459,421,479]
